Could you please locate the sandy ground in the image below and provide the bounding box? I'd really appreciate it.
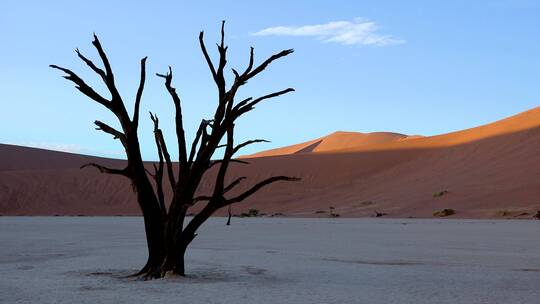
[1,217,539,303]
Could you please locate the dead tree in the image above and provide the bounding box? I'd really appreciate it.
[51,21,298,279]
[226,205,232,225]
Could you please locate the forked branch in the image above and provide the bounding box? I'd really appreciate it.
[49,64,111,109]
[149,113,166,213]
[235,88,295,116]
[91,34,115,83]
[156,68,188,167]
[149,112,176,190]
[75,48,106,81]
[188,119,213,165]
[246,49,294,80]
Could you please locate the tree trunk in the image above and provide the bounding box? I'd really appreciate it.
[135,192,166,278]
[129,154,168,278]
[138,196,190,278]
[160,246,186,277]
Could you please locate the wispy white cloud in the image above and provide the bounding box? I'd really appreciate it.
[252,18,404,46]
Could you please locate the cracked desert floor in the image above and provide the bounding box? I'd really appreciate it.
[1,217,539,304]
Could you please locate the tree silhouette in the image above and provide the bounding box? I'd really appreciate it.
[51,21,298,279]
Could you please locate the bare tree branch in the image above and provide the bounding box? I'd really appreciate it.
[89,35,128,118]
[50,65,111,109]
[188,119,213,165]
[193,195,212,204]
[145,166,156,178]
[222,47,255,115]
[215,20,228,87]
[235,88,295,115]
[233,139,269,155]
[156,68,188,168]
[212,126,235,197]
[199,31,217,80]
[246,49,294,80]
[216,20,227,73]
[91,34,115,82]
[75,48,106,81]
[132,57,148,128]
[53,34,133,129]
[208,158,249,170]
[244,47,254,76]
[192,175,246,206]
[94,120,126,147]
[216,48,293,123]
[210,20,229,127]
[223,176,300,206]
[80,162,129,176]
[233,97,252,110]
[150,112,176,190]
[89,35,135,130]
[149,113,166,214]
[223,176,246,194]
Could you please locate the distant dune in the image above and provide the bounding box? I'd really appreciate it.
[1,107,540,218]
[244,131,422,158]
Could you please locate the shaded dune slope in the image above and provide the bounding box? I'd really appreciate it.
[1,107,540,218]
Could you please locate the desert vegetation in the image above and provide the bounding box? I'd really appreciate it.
[433,208,456,217]
[329,206,340,217]
[240,209,262,217]
[433,190,449,198]
[374,211,387,217]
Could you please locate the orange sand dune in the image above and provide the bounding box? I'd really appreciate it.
[245,131,420,158]
[1,107,540,218]
[333,106,540,153]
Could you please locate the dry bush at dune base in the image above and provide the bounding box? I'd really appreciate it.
[433,209,456,217]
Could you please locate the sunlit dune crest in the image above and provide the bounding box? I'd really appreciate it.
[246,106,540,156]
[244,131,420,158]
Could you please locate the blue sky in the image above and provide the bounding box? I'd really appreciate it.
[1,0,539,159]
